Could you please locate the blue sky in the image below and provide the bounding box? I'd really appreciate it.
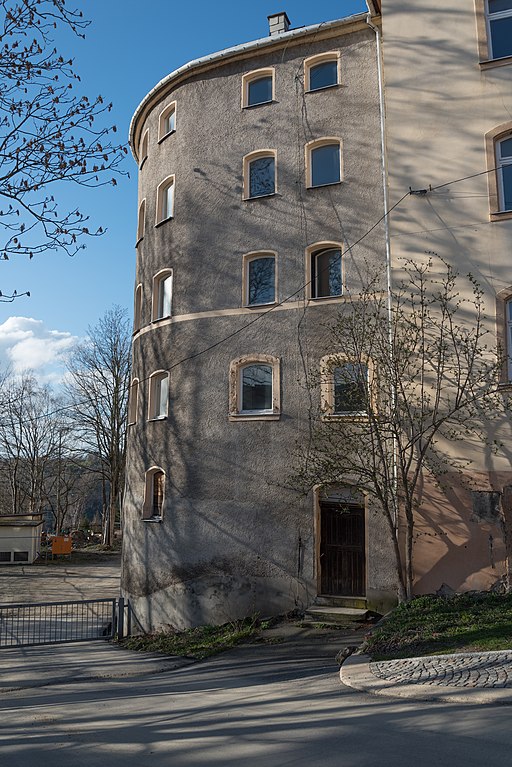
[0,0,366,381]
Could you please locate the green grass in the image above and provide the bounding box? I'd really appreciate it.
[364,592,512,660]
[120,617,260,660]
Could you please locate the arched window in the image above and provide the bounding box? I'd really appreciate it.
[304,52,340,92]
[242,68,275,108]
[158,102,176,141]
[307,243,342,299]
[143,468,165,520]
[128,378,139,425]
[152,269,173,321]
[134,284,142,332]
[136,199,146,242]
[243,151,276,199]
[229,354,280,420]
[306,139,342,188]
[243,252,276,306]
[148,371,169,420]
[156,176,175,224]
[139,129,149,168]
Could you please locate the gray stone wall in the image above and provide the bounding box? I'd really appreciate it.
[122,22,397,631]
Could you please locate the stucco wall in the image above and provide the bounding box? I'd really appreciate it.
[121,21,396,630]
[381,0,512,591]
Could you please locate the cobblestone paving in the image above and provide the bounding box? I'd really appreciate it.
[370,651,512,688]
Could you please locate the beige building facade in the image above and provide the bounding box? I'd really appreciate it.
[380,0,512,593]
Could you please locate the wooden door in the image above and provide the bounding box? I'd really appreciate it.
[320,503,365,596]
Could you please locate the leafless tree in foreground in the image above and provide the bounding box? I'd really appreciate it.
[295,257,503,601]
[0,0,127,299]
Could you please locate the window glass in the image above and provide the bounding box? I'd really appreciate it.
[489,16,512,57]
[157,375,168,418]
[164,108,175,135]
[498,137,512,211]
[163,183,174,220]
[309,60,338,91]
[242,365,272,411]
[249,156,275,197]
[312,248,341,298]
[311,144,340,186]
[333,364,367,414]
[248,257,275,305]
[489,0,512,13]
[157,275,172,319]
[152,471,165,517]
[248,76,272,106]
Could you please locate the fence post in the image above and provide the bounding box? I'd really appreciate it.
[117,596,125,640]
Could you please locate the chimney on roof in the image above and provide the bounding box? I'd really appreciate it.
[268,12,291,36]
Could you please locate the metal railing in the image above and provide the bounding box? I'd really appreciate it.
[0,598,121,648]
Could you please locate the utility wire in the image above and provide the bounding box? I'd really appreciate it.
[0,160,503,428]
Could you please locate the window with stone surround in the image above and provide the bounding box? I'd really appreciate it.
[229,354,280,420]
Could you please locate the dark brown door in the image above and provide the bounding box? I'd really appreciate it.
[320,503,365,596]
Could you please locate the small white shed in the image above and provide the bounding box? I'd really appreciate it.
[0,514,43,564]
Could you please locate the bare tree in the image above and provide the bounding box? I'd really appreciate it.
[0,373,65,515]
[296,257,502,601]
[0,0,127,299]
[66,306,131,545]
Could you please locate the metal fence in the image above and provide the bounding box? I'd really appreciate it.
[0,598,122,648]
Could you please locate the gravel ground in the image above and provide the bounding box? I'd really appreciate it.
[0,553,121,604]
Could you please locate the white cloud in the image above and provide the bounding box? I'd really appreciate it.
[0,316,78,382]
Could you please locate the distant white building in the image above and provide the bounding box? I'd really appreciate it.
[0,514,43,565]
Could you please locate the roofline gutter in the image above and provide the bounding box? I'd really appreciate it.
[129,12,369,160]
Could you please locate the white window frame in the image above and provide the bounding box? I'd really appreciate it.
[242,251,277,307]
[241,68,275,108]
[156,175,175,224]
[152,269,173,321]
[229,354,280,421]
[243,150,277,200]
[142,467,165,521]
[128,378,139,425]
[486,0,512,61]
[305,138,343,188]
[158,101,176,142]
[304,52,340,92]
[148,370,169,420]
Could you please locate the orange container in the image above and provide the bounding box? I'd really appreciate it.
[52,535,72,555]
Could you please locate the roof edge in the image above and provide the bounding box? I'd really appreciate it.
[129,12,369,160]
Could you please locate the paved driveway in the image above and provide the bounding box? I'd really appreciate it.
[2,626,512,767]
[0,555,121,603]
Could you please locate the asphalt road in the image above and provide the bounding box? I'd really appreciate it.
[2,627,512,767]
